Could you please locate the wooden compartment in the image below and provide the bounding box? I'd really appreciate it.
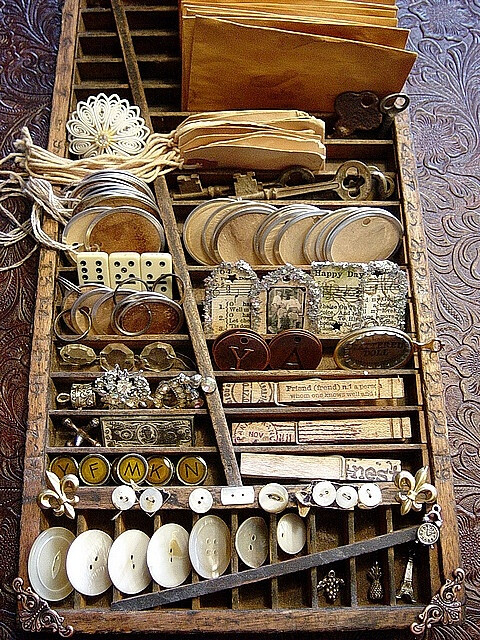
[16,0,461,635]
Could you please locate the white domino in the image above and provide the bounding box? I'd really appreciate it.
[77,251,110,286]
[140,253,173,298]
[108,252,142,290]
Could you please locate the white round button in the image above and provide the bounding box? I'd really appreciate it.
[189,515,231,579]
[28,527,75,602]
[277,513,307,555]
[111,485,136,511]
[139,487,164,514]
[148,523,191,588]
[335,485,358,509]
[258,483,289,513]
[358,483,382,508]
[107,530,151,595]
[188,488,213,514]
[66,529,113,596]
[312,481,336,507]
[235,517,269,568]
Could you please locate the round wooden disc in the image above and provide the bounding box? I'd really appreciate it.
[213,207,272,264]
[276,210,329,266]
[313,209,353,262]
[257,209,300,266]
[202,201,245,264]
[302,208,356,263]
[269,330,323,370]
[212,331,270,370]
[324,210,403,262]
[183,199,234,265]
[85,207,165,254]
[333,326,413,370]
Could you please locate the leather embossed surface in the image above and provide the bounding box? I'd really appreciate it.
[0,0,478,638]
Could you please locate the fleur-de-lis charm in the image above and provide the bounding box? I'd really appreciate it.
[317,569,344,603]
[37,471,80,519]
[394,466,437,515]
[367,561,384,601]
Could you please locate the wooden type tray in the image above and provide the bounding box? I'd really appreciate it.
[16,0,462,635]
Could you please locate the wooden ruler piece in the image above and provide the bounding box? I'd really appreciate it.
[113,525,419,611]
[222,378,404,404]
[240,453,401,481]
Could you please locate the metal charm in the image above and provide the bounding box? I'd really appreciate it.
[56,383,95,409]
[395,466,437,515]
[411,568,465,637]
[93,364,153,408]
[333,90,382,138]
[416,504,443,547]
[12,577,74,637]
[37,470,80,519]
[63,417,101,447]
[153,373,215,409]
[101,415,194,447]
[367,561,384,602]
[317,569,344,603]
[396,546,416,603]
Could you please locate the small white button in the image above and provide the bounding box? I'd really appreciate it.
[277,513,307,555]
[312,481,336,507]
[358,483,382,508]
[188,488,213,513]
[139,487,164,514]
[221,486,255,505]
[147,523,191,588]
[235,517,269,568]
[258,483,289,513]
[335,485,358,509]
[66,529,113,596]
[111,485,136,511]
[107,530,151,595]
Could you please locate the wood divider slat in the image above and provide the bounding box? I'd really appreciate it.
[110,0,241,485]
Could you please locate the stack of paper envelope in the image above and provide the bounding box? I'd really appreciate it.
[180,0,416,112]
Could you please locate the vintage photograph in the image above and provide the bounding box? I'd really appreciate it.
[267,286,306,333]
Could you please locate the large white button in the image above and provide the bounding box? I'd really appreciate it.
[147,523,191,588]
[277,513,307,555]
[235,517,269,568]
[358,483,382,508]
[258,483,289,513]
[189,515,231,579]
[188,488,213,513]
[66,530,113,596]
[311,481,336,507]
[139,487,164,514]
[28,527,75,602]
[335,485,358,509]
[111,485,137,511]
[107,530,151,595]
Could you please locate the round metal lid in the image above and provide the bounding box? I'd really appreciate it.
[183,198,236,265]
[334,326,414,370]
[28,527,75,602]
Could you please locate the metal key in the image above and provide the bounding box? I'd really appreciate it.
[238,160,374,201]
[377,93,410,138]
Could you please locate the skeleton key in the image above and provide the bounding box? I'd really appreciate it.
[240,160,374,201]
[377,93,410,138]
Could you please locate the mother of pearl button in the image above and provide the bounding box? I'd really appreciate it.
[28,527,75,602]
[258,483,289,513]
[188,487,213,513]
[358,483,382,508]
[277,513,307,555]
[111,485,137,510]
[235,516,269,568]
[189,515,231,579]
[335,485,358,509]
[107,530,151,594]
[147,523,191,588]
[311,481,336,507]
[139,487,164,514]
[66,529,113,596]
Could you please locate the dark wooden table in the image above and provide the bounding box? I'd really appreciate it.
[0,1,478,638]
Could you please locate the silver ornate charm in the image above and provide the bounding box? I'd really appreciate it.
[93,364,153,409]
[37,471,80,519]
[317,569,344,603]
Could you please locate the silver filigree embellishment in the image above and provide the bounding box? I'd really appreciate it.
[93,364,153,408]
